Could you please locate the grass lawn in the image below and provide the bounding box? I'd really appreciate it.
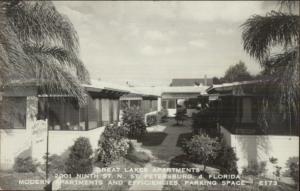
[176,132,193,147]
[138,132,168,146]
[61,157,142,190]
[0,171,46,190]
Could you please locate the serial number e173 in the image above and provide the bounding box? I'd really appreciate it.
[258,180,277,186]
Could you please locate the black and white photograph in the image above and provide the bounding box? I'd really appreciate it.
[0,0,299,190]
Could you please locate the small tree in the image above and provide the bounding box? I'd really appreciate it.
[122,107,146,139]
[175,106,187,125]
[65,137,93,177]
[182,134,218,172]
[97,124,129,166]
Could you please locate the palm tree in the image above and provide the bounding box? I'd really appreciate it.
[0,0,89,105]
[241,1,299,133]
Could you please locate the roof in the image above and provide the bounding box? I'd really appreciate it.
[206,80,267,95]
[170,78,213,86]
[82,80,130,93]
[128,85,208,96]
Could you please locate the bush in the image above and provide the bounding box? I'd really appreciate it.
[97,124,130,166]
[213,141,238,175]
[192,108,217,136]
[145,113,157,126]
[182,134,218,172]
[122,107,146,139]
[65,137,93,176]
[242,161,267,176]
[287,158,299,183]
[158,108,168,122]
[13,156,37,173]
[46,154,66,175]
[175,106,187,125]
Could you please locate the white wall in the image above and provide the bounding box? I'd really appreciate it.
[0,97,39,170]
[220,126,299,176]
[0,95,108,170]
[168,109,176,117]
[0,129,32,170]
[48,126,105,157]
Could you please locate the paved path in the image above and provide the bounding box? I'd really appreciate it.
[129,119,192,191]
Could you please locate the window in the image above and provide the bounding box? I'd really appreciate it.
[130,100,141,108]
[0,97,26,129]
[87,97,98,130]
[39,98,82,131]
[167,99,176,109]
[120,100,129,110]
[162,100,167,109]
[151,100,157,111]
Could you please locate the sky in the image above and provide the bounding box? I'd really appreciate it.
[54,1,281,86]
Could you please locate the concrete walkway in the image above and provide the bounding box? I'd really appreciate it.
[129,119,192,191]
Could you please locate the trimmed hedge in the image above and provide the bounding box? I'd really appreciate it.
[65,137,93,176]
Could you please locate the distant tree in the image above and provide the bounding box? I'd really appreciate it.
[223,61,253,82]
[212,77,222,84]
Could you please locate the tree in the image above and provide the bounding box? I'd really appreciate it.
[122,107,146,139]
[241,1,300,131]
[0,1,89,104]
[182,134,218,172]
[223,61,252,82]
[212,77,223,84]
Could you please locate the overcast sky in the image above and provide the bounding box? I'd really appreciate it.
[54,1,280,86]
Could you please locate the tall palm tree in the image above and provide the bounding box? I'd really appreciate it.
[241,1,299,133]
[0,0,89,105]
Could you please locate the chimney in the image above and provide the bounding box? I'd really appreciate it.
[204,75,207,86]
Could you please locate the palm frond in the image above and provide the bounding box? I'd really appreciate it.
[279,0,300,13]
[22,44,90,83]
[261,47,300,128]
[1,1,90,104]
[6,1,79,54]
[263,46,299,69]
[241,11,300,61]
[0,8,30,84]
[25,52,87,105]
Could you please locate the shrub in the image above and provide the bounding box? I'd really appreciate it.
[175,106,187,125]
[192,108,217,136]
[242,161,267,176]
[288,158,299,183]
[213,141,238,175]
[13,156,37,173]
[45,154,66,175]
[182,134,218,172]
[97,124,130,166]
[65,137,93,176]
[158,108,168,122]
[145,113,157,126]
[122,107,146,139]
